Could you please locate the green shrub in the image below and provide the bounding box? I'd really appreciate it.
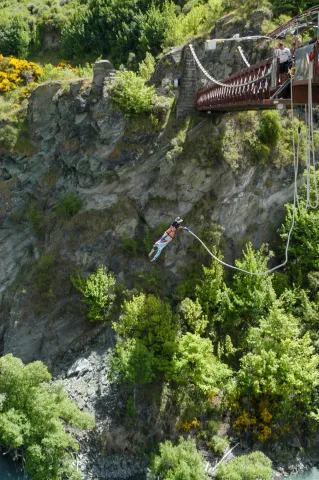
[168,332,232,396]
[27,203,46,238]
[71,265,116,322]
[113,293,178,372]
[108,338,156,386]
[207,435,229,455]
[151,437,208,480]
[38,64,78,83]
[108,70,155,116]
[0,354,94,480]
[56,192,82,218]
[122,233,138,254]
[216,451,272,480]
[0,14,31,57]
[258,110,282,148]
[0,124,18,151]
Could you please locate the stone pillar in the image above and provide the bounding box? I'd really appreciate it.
[92,60,116,94]
[176,46,198,119]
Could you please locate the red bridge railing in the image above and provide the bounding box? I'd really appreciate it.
[196,58,273,111]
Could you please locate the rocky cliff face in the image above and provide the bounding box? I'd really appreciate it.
[0,43,305,479]
[0,55,296,364]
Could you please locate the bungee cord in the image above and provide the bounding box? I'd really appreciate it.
[182,76,302,275]
[184,45,319,275]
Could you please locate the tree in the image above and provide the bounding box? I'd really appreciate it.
[0,354,95,480]
[195,257,224,317]
[179,298,208,334]
[150,437,208,480]
[258,110,282,148]
[216,451,272,480]
[108,70,156,116]
[71,265,116,322]
[168,332,232,396]
[108,338,156,385]
[113,293,178,371]
[280,169,319,284]
[237,301,319,426]
[0,14,31,58]
[216,243,276,344]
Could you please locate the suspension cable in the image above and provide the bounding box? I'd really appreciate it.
[238,46,250,68]
[189,44,272,89]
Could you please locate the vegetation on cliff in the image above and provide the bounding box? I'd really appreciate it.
[1,0,319,478]
[0,355,94,480]
[0,0,316,64]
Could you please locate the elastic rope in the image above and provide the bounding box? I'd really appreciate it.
[189,44,272,89]
[183,77,297,276]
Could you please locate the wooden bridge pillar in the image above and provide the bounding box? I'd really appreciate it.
[176,46,198,119]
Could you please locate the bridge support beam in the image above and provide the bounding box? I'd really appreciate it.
[176,46,197,119]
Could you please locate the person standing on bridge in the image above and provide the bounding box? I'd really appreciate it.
[278,42,292,84]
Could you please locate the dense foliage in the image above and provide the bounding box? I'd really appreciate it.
[71,265,116,322]
[150,437,208,480]
[1,0,316,63]
[0,354,95,480]
[216,451,273,480]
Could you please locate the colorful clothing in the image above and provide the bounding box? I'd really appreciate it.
[149,231,173,262]
[149,218,184,262]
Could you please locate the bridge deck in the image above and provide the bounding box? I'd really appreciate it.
[196,43,319,112]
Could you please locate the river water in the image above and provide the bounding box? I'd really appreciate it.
[1,453,318,480]
[0,456,26,479]
[0,455,146,480]
[288,468,319,479]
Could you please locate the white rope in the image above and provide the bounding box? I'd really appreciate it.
[188,47,319,275]
[307,61,319,208]
[183,79,299,276]
[238,46,250,68]
[189,44,272,89]
[294,61,319,213]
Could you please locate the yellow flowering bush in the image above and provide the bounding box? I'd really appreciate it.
[0,55,43,93]
[19,82,38,101]
[178,417,200,432]
[233,411,257,431]
[257,425,272,442]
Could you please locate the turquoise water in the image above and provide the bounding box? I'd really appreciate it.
[0,455,145,480]
[0,456,26,479]
[288,468,319,479]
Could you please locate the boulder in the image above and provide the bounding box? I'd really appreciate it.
[67,358,92,377]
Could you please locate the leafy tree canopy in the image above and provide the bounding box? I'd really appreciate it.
[150,437,208,480]
[71,265,116,322]
[216,451,273,480]
[0,354,95,480]
[168,332,232,396]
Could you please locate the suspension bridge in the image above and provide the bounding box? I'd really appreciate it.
[192,6,319,112]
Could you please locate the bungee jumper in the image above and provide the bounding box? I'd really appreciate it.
[149,217,184,262]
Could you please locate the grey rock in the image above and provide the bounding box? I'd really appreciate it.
[92,60,115,93]
[67,358,92,377]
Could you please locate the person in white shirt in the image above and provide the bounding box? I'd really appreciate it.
[278,42,292,84]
